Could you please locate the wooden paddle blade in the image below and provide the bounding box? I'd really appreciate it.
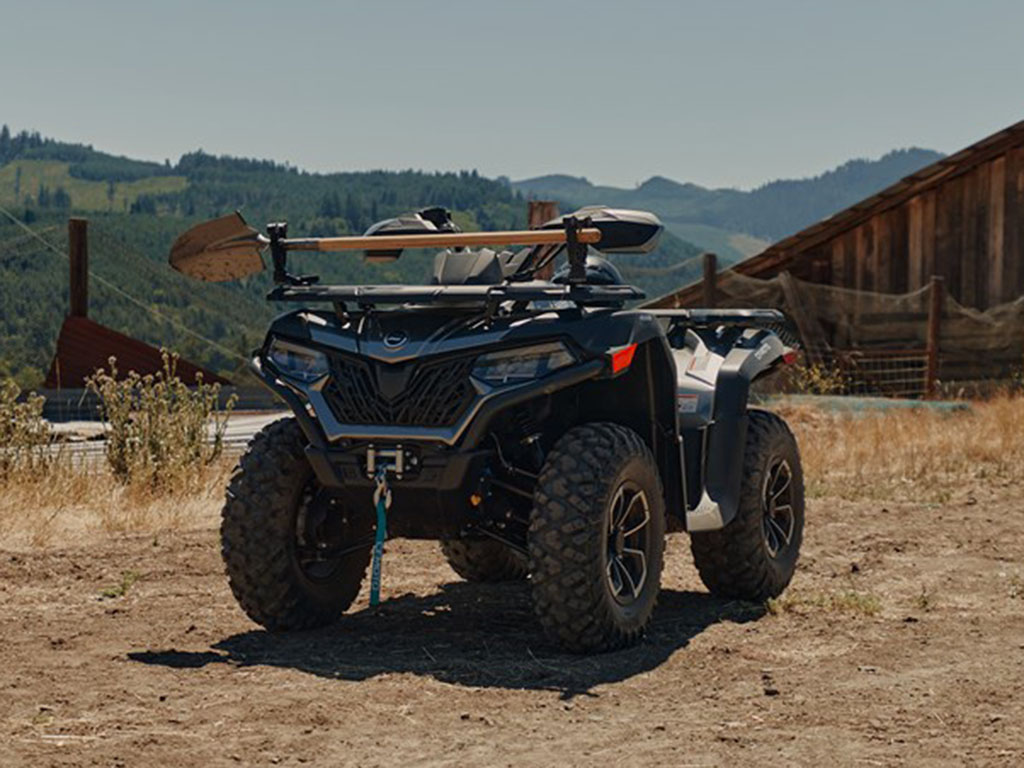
[169,212,266,281]
[540,207,663,253]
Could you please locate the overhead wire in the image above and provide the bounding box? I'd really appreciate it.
[89,220,269,325]
[0,226,58,257]
[0,204,248,362]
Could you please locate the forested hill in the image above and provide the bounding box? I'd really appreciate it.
[513,147,945,260]
[0,124,701,387]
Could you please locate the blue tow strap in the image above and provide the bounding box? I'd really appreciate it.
[370,465,391,607]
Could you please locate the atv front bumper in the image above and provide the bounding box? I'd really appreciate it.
[251,355,603,539]
[253,354,603,448]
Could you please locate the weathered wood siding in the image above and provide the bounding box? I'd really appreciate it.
[786,149,1024,310]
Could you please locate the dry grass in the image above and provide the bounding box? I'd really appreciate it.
[779,394,1024,501]
[0,459,231,550]
[2,354,237,549]
[4,386,1022,549]
[766,589,882,617]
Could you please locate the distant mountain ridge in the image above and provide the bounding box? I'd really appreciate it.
[512,147,945,259]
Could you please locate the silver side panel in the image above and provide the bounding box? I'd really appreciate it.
[673,329,723,429]
[686,490,727,531]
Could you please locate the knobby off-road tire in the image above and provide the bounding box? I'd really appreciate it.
[221,418,370,631]
[440,538,529,582]
[529,423,666,653]
[690,409,804,601]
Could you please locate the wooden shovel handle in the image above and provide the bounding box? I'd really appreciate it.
[284,228,602,253]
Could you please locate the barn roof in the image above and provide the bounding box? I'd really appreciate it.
[44,315,230,389]
[644,118,1024,308]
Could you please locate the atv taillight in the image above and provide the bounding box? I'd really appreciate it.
[609,343,638,374]
[782,349,799,365]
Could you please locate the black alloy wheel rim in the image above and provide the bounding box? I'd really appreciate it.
[605,481,652,605]
[294,484,347,582]
[762,458,796,559]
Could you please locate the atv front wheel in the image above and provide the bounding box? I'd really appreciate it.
[689,409,804,601]
[529,423,666,653]
[441,538,528,582]
[221,418,371,630]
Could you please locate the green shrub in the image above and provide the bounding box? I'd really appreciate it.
[0,379,51,481]
[789,361,847,395]
[86,351,237,488]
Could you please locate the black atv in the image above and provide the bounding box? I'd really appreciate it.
[169,206,804,653]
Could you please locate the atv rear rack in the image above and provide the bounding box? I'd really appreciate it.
[645,308,786,325]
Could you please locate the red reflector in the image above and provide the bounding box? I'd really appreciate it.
[782,349,799,365]
[610,343,638,374]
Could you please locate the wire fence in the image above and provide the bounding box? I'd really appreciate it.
[709,269,1024,398]
[811,347,930,398]
[0,205,249,364]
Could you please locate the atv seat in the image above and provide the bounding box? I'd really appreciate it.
[432,248,529,285]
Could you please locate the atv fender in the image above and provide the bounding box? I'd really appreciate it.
[683,330,787,531]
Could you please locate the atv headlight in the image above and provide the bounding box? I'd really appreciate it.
[267,339,329,383]
[472,342,575,386]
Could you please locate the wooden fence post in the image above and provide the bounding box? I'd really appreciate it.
[702,252,717,307]
[527,200,559,229]
[926,275,944,399]
[69,217,88,318]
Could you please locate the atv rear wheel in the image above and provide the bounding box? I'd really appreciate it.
[441,538,528,582]
[689,409,804,601]
[529,423,665,653]
[221,418,371,631]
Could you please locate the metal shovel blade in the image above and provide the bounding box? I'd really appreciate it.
[169,212,266,281]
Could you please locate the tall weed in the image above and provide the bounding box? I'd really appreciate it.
[86,351,237,490]
[0,379,52,482]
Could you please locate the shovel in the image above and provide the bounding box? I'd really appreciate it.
[169,212,604,283]
[169,212,268,281]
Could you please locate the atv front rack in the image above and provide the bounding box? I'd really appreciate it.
[268,281,645,306]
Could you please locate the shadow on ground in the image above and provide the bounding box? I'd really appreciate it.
[129,582,764,698]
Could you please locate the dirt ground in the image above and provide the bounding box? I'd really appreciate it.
[2,483,1023,767]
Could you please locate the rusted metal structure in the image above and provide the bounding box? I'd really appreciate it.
[647,118,1024,311]
[44,218,229,389]
[44,315,229,389]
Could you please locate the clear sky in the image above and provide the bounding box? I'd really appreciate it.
[3,0,1023,189]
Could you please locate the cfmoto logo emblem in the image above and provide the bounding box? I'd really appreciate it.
[383,331,409,350]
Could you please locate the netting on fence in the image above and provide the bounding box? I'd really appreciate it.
[713,271,1024,396]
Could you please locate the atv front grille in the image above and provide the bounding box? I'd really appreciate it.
[323,353,477,428]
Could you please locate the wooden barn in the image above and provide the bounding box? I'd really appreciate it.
[649,119,1024,310]
[646,119,1024,393]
